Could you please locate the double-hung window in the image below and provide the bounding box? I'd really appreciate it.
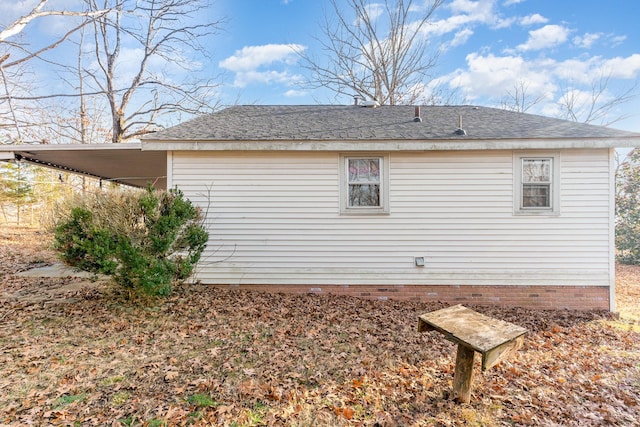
[514,153,560,215]
[522,158,552,208]
[340,154,389,214]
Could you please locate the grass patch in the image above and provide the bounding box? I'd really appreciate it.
[186,393,219,408]
[102,375,127,386]
[54,393,87,408]
[118,415,139,426]
[111,390,130,406]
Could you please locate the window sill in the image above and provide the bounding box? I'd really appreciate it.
[340,210,390,216]
[513,210,560,217]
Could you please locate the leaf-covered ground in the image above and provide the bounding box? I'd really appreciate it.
[1,225,639,426]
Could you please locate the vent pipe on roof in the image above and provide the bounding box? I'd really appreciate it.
[413,106,422,122]
[353,95,360,106]
[454,113,467,135]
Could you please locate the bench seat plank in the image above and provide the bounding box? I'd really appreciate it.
[418,304,527,371]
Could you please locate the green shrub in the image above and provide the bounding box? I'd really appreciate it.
[54,207,119,274]
[53,186,208,298]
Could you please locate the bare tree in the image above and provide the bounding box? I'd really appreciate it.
[557,72,637,127]
[0,0,112,144]
[500,80,547,113]
[34,31,113,147]
[83,0,224,143]
[1,0,225,145]
[300,0,445,105]
[0,59,52,144]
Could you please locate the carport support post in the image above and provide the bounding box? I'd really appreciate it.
[453,344,475,403]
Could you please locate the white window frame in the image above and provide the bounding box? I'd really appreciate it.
[513,151,560,216]
[340,153,390,215]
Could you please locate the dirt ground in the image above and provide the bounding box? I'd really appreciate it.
[1,225,639,426]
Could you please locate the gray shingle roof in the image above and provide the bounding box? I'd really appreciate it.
[144,105,639,141]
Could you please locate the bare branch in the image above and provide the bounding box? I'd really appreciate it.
[299,0,444,105]
[557,71,637,126]
[0,64,23,143]
[2,20,93,69]
[84,0,224,142]
[0,0,111,42]
[500,80,547,113]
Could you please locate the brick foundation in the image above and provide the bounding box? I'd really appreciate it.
[208,284,611,311]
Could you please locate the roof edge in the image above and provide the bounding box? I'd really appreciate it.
[142,137,640,152]
[0,142,143,152]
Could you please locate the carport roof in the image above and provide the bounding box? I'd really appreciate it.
[0,143,167,189]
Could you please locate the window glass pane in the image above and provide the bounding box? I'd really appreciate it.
[522,184,550,208]
[349,184,380,207]
[349,159,380,182]
[344,156,385,211]
[522,159,550,183]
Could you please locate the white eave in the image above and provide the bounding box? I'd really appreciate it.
[141,136,640,152]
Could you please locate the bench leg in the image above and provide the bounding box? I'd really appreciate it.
[453,344,475,403]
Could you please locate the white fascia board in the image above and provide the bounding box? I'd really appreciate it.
[6,143,143,152]
[142,137,640,152]
[0,151,16,160]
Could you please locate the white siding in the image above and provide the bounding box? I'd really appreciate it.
[170,149,612,287]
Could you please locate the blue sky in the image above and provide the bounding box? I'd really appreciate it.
[213,0,640,131]
[2,0,640,132]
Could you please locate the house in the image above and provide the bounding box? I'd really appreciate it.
[4,104,640,310]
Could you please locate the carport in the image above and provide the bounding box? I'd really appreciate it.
[0,143,167,189]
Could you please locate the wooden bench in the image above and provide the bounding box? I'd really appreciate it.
[418,304,527,403]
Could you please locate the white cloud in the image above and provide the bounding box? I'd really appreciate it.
[438,51,640,119]
[602,54,640,79]
[551,54,640,83]
[219,44,306,88]
[446,52,556,101]
[520,14,548,26]
[503,0,524,5]
[233,70,295,87]
[219,44,304,72]
[573,32,601,49]
[428,0,506,36]
[284,89,306,97]
[552,57,596,83]
[517,24,570,51]
[449,0,494,16]
[450,28,474,47]
[609,35,627,47]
